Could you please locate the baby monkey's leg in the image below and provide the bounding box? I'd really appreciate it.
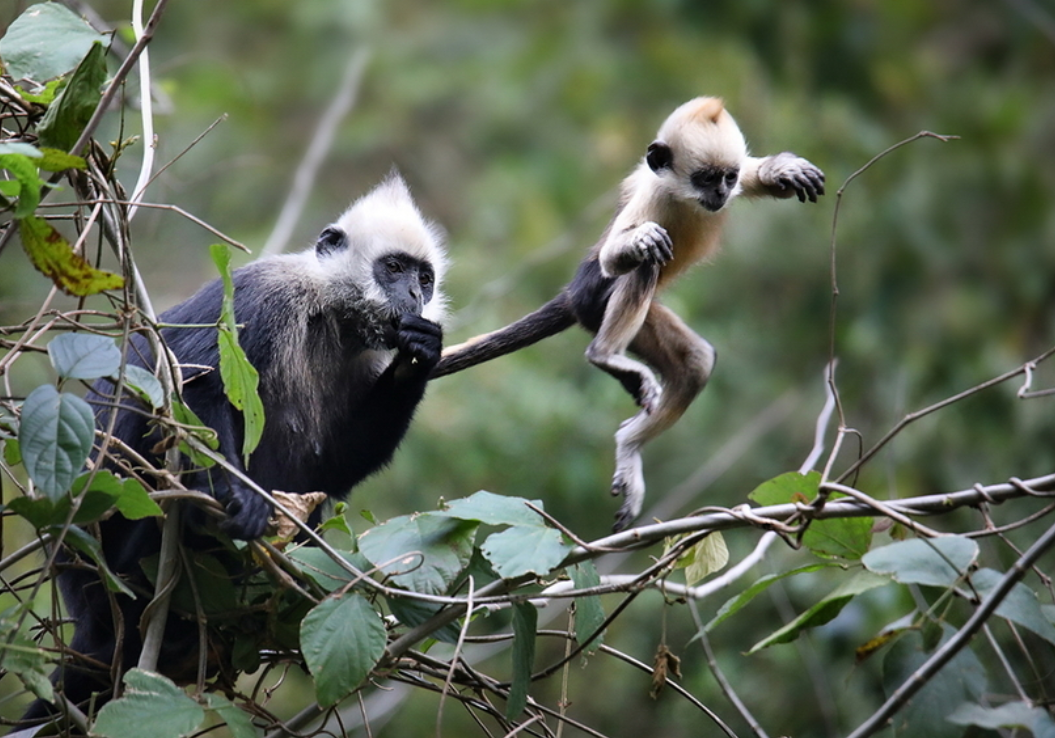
[611,302,715,530]
[584,262,663,413]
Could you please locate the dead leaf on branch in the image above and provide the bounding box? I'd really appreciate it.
[270,490,328,545]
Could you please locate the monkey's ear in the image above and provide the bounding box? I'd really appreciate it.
[646,141,673,172]
[316,226,347,256]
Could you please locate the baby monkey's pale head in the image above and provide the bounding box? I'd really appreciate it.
[645,96,748,213]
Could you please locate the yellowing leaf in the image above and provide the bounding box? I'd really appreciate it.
[684,532,729,586]
[19,215,123,296]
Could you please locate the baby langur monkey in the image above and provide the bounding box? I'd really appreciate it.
[434,97,824,530]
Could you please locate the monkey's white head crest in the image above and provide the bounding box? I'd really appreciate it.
[657,97,747,166]
[323,171,449,323]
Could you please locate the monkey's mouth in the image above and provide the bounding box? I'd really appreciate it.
[698,197,726,213]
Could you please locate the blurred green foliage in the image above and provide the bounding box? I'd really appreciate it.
[3,1,1055,736]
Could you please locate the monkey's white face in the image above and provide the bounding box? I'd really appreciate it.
[652,97,749,213]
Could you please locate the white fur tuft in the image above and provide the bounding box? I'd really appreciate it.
[318,172,448,323]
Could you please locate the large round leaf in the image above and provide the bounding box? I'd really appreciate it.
[0,3,109,83]
[92,669,205,738]
[18,384,95,499]
[300,594,386,708]
[47,332,120,380]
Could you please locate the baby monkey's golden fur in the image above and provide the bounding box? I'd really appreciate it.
[435,97,824,530]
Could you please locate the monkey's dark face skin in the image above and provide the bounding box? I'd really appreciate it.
[373,252,435,318]
[690,165,740,212]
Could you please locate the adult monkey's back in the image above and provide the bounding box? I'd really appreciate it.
[433,97,824,530]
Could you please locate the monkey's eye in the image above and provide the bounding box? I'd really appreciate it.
[725,172,738,185]
[419,272,433,287]
[386,259,404,274]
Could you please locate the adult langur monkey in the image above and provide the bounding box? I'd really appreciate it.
[24,173,446,720]
[432,97,824,530]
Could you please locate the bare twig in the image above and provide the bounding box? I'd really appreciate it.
[835,347,1055,485]
[70,0,172,158]
[689,601,764,738]
[436,576,475,738]
[137,502,181,673]
[824,131,960,460]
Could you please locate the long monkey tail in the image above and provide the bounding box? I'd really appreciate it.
[431,291,577,378]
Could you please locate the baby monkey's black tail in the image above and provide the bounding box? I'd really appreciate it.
[431,291,576,378]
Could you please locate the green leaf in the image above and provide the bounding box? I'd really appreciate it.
[439,490,548,527]
[747,569,890,653]
[48,332,121,380]
[231,635,261,674]
[287,546,372,593]
[16,78,63,105]
[203,694,257,738]
[358,513,477,595]
[970,567,1055,645]
[803,513,873,561]
[20,215,124,296]
[114,478,163,518]
[481,525,573,579]
[122,364,166,409]
[0,179,22,198]
[300,594,386,708]
[171,398,218,468]
[0,611,54,704]
[61,525,135,597]
[18,384,95,499]
[747,472,871,560]
[385,596,462,644]
[748,470,821,506]
[0,151,45,217]
[863,537,978,588]
[71,470,162,519]
[507,601,537,719]
[6,489,110,528]
[705,563,834,632]
[570,562,605,654]
[216,329,265,461]
[3,438,22,466]
[0,3,110,82]
[92,669,205,738]
[318,506,354,535]
[946,701,1046,730]
[37,41,108,151]
[37,147,87,172]
[882,625,987,738]
[210,242,236,322]
[211,244,265,461]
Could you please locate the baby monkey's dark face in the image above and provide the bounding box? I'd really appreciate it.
[690,165,740,212]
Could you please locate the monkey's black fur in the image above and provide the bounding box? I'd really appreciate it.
[23,180,444,722]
